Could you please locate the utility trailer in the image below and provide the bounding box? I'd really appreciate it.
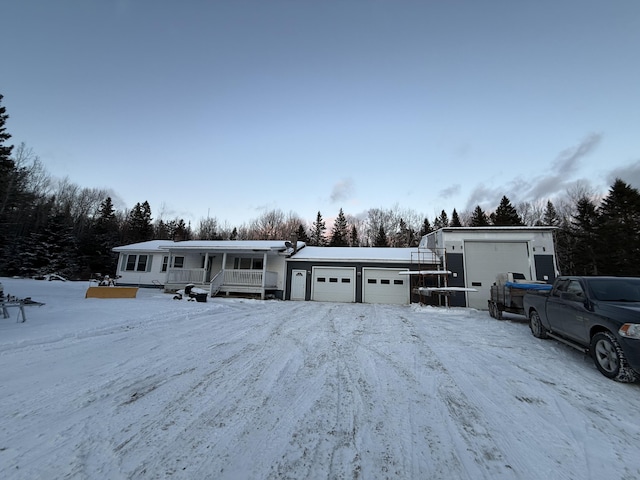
[488,272,551,319]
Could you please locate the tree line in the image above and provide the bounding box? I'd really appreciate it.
[2,94,639,279]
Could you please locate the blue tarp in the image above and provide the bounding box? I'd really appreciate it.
[505,282,552,291]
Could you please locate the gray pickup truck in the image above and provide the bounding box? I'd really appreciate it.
[523,276,640,382]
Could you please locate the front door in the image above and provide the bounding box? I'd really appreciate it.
[291,269,307,300]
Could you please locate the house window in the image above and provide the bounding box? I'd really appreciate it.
[341,278,350,283]
[394,279,404,285]
[329,278,338,283]
[161,256,169,272]
[233,257,263,270]
[317,277,326,283]
[172,256,184,268]
[381,279,390,285]
[124,254,150,272]
[136,255,148,272]
[368,279,377,284]
[125,255,137,271]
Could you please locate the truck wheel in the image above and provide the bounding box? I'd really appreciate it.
[590,332,638,383]
[529,310,548,339]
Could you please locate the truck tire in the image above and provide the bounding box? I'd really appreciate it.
[529,310,548,339]
[590,332,638,383]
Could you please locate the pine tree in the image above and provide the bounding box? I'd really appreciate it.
[309,211,327,246]
[450,209,462,227]
[230,227,238,240]
[541,200,560,227]
[469,205,490,226]
[329,208,349,247]
[295,224,310,244]
[491,196,523,226]
[0,94,16,249]
[570,196,600,275]
[349,224,359,247]
[596,179,640,276]
[374,225,389,247]
[0,94,13,163]
[394,218,416,247]
[419,218,433,236]
[19,212,80,278]
[433,210,449,229]
[124,201,153,243]
[81,197,120,275]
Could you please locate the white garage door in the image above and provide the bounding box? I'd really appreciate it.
[464,241,531,309]
[363,268,409,305]
[311,267,356,303]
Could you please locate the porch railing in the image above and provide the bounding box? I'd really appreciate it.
[166,268,207,285]
[168,268,278,289]
[223,270,278,287]
[224,270,263,286]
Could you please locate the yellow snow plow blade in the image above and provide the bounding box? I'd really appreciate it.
[85,286,138,299]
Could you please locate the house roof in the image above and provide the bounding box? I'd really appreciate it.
[289,246,435,263]
[113,240,305,254]
[112,240,173,252]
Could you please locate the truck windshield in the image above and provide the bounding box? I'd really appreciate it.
[588,278,640,302]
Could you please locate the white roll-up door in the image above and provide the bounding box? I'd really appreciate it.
[362,268,409,305]
[464,241,531,309]
[311,267,356,303]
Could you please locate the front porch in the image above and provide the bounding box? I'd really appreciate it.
[165,268,278,299]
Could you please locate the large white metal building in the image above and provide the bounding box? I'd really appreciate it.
[420,226,559,309]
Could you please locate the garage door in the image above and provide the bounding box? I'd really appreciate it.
[363,268,410,305]
[311,267,356,303]
[464,241,531,309]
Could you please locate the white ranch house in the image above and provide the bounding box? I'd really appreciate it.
[113,240,302,299]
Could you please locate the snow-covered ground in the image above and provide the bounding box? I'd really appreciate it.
[1,277,639,480]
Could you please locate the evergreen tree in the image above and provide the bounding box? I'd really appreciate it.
[295,224,310,244]
[419,218,433,236]
[230,227,238,240]
[329,208,349,246]
[124,201,153,243]
[80,197,120,275]
[309,211,327,246]
[0,94,17,256]
[570,196,600,275]
[491,196,523,225]
[394,218,416,247]
[0,94,13,163]
[469,205,490,226]
[18,212,80,278]
[349,224,359,247]
[374,225,389,247]
[541,200,560,226]
[450,209,462,227]
[171,219,190,241]
[596,179,640,276]
[433,210,449,229]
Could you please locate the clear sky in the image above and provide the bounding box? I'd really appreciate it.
[3,0,640,226]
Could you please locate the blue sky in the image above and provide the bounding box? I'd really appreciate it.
[3,0,639,226]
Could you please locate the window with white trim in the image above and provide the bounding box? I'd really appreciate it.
[233,257,263,270]
[123,254,150,272]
